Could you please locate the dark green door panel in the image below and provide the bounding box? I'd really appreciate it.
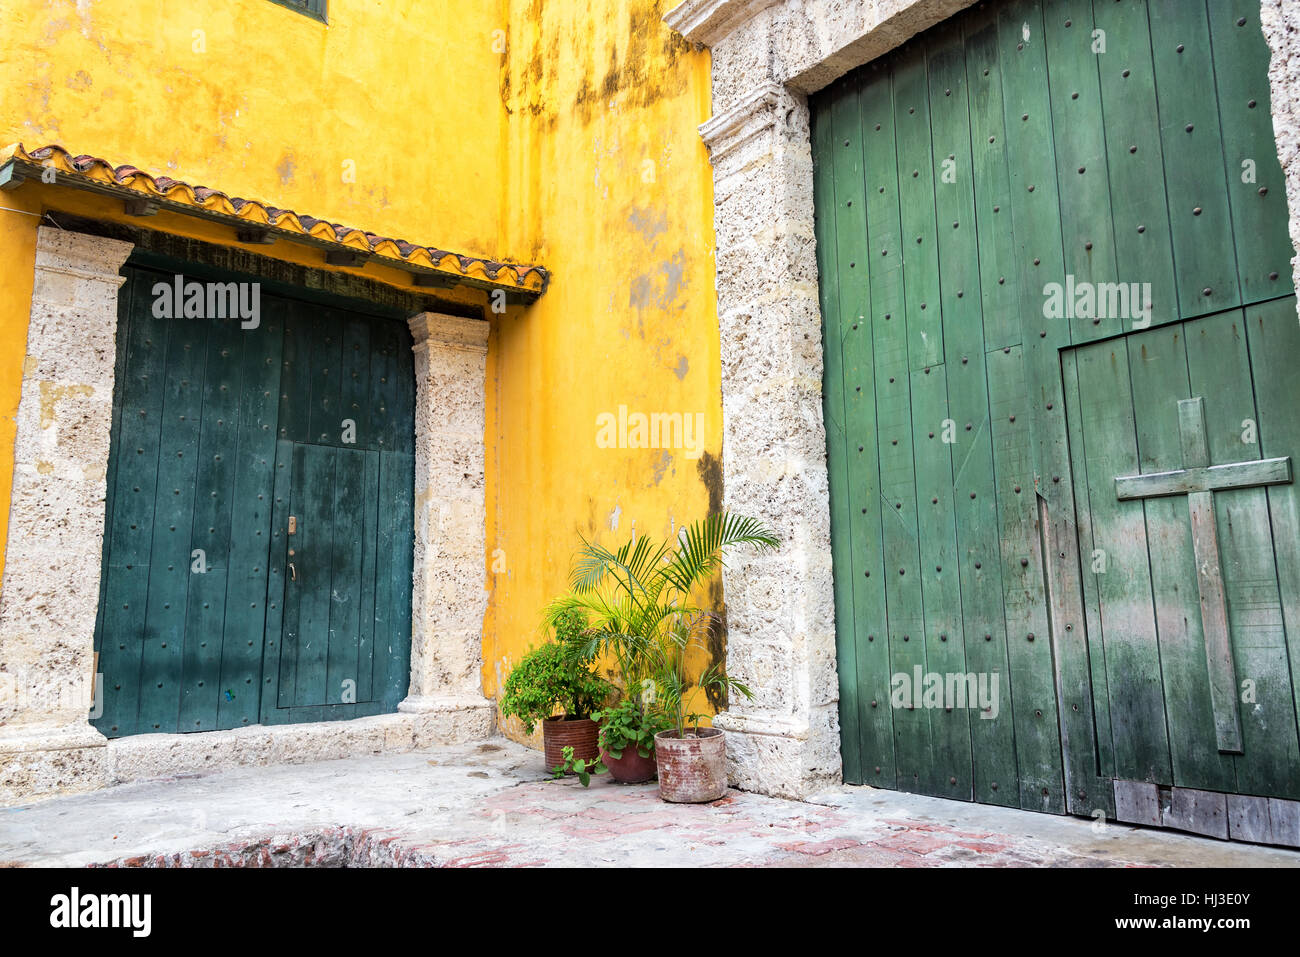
[813,0,1299,812]
[92,266,415,737]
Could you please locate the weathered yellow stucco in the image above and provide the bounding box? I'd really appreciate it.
[486,2,722,733]
[0,0,723,743]
[0,196,42,589]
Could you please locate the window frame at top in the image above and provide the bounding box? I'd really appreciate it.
[267,0,327,24]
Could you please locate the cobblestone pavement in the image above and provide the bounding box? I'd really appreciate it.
[2,738,1296,867]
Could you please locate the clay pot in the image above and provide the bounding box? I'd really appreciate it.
[654,727,727,803]
[600,742,658,784]
[542,715,600,772]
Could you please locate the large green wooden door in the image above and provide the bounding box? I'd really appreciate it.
[813,0,1300,821]
[92,265,416,737]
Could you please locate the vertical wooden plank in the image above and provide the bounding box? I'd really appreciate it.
[94,270,161,737]
[1176,397,1243,754]
[325,447,365,705]
[836,72,898,788]
[1091,0,1178,327]
[178,313,243,732]
[1043,0,1123,343]
[1242,296,1300,780]
[870,250,936,783]
[998,0,1084,814]
[340,317,371,448]
[813,77,857,783]
[1147,0,1241,317]
[292,442,336,707]
[137,289,206,734]
[261,438,295,724]
[277,306,306,444]
[1124,324,1236,791]
[997,0,1067,346]
[1184,309,1300,799]
[1061,352,1116,782]
[813,76,862,784]
[216,297,284,730]
[987,344,1064,811]
[275,442,308,711]
[368,320,399,452]
[375,450,415,708]
[861,62,928,792]
[1186,486,1242,753]
[308,308,345,446]
[356,448,381,703]
[391,318,416,455]
[1207,0,1295,302]
[931,21,1020,806]
[1073,337,1170,784]
[892,50,944,371]
[962,5,1022,352]
[912,364,973,800]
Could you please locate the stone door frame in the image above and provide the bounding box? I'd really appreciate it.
[663,0,1300,799]
[0,226,494,805]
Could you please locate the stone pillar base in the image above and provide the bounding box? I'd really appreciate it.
[0,723,110,806]
[715,707,841,800]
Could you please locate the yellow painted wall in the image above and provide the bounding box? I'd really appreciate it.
[0,0,510,596]
[484,1,723,735]
[0,195,42,589]
[1,0,506,256]
[0,0,724,739]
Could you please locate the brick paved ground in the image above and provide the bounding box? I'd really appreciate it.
[1,738,1296,867]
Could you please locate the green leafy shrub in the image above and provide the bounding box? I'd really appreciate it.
[544,511,780,740]
[498,612,614,734]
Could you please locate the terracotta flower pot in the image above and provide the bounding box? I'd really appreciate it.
[542,715,599,772]
[600,742,657,784]
[654,727,727,803]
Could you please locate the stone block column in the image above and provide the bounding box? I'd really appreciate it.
[696,81,844,800]
[399,313,495,737]
[0,227,133,803]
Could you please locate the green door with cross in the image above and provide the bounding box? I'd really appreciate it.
[91,262,416,737]
[812,0,1300,836]
[1066,303,1300,810]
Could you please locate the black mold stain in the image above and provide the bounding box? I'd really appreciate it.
[697,451,727,709]
[697,450,723,515]
[505,1,695,128]
[704,576,728,711]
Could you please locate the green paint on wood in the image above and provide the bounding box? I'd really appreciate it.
[814,0,1296,817]
[92,267,416,737]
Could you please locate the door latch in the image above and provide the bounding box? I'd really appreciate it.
[288,515,297,535]
[288,562,297,581]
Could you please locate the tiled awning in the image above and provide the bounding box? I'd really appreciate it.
[0,143,549,300]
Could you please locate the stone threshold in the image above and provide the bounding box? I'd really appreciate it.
[0,697,494,807]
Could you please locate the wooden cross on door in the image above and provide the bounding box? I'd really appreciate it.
[1114,397,1292,754]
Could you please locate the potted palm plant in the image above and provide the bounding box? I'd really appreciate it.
[545,512,779,801]
[498,609,613,774]
[648,613,756,802]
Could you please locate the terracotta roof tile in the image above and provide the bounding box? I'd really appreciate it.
[1,142,549,297]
